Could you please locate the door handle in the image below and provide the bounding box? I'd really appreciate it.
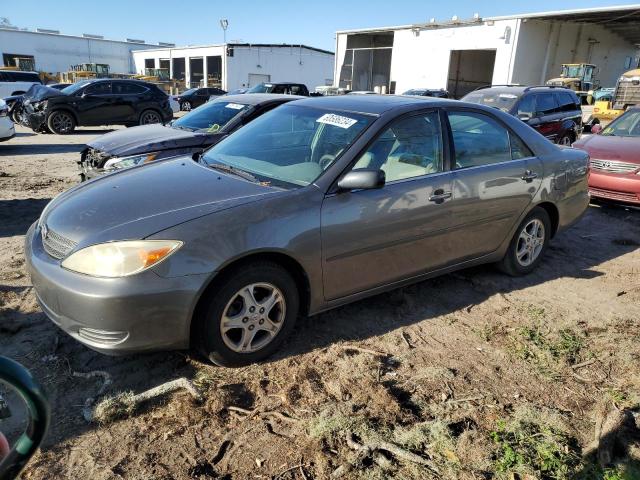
[521,170,538,182]
[428,190,452,203]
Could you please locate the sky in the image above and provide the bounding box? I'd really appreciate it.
[2,0,638,51]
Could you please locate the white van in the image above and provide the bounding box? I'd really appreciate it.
[0,70,42,98]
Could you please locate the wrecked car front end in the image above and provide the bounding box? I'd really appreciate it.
[22,99,50,132]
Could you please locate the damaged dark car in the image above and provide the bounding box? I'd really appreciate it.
[22,79,173,135]
[79,93,303,180]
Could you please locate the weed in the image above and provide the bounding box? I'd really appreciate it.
[93,391,136,424]
[525,304,547,321]
[476,324,500,342]
[490,409,580,479]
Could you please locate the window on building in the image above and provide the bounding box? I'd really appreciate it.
[2,53,35,70]
[172,57,186,80]
[144,58,155,70]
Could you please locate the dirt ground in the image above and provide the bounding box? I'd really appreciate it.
[1,124,639,480]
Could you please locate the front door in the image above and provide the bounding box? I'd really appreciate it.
[321,110,456,300]
[76,82,114,125]
[445,109,543,260]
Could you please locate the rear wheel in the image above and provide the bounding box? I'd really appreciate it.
[47,110,75,134]
[195,262,299,367]
[181,101,192,112]
[139,109,162,125]
[498,207,551,276]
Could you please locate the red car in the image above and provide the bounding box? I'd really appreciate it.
[573,107,640,205]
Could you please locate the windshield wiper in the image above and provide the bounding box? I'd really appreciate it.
[172,124,195,132]
[208,163,258,183]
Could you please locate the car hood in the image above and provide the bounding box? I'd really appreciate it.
[23,84,66,102]
[573,135,640,164]
[42,157,282,247]
[87,124,217,157]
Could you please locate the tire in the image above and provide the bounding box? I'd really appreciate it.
[181,101,191,112]
[10,109,23,124]
[557,133,573,146]
[195,261,300,367]
[46,110,75,134]
[139,109,162,126]
[498,207,551,276]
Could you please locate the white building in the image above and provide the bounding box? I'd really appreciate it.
[132,43,335,91]
[0,26,170,74]
[334,5,640,97]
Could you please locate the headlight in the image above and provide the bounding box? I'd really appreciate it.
[103,152,158,171]
[32,100,48,112]
[61,240,182,277]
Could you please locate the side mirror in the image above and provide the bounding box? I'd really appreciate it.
[518,113,532,122]
[337,169,385,192]
[0,356,49,480]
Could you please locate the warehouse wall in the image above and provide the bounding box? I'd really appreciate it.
[226,45,334,91]
[512,20,638,87]
[384,19,519,94]
[0,28,158,74]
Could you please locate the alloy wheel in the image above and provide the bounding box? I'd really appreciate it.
[182,101,191,111]
[515,218,545,267]
[140,111,161,125]
[51,113,73,133]
[559,135,572,146]
[219,283,286,353]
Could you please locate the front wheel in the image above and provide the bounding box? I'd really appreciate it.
[47,110,75,134]
[195,262,299,367]
[498,207,551,276]
[181,101,192,112]
[557,133,573,146]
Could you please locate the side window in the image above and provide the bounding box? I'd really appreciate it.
[84,82,111,95]
[516,95,535,118]
[535,93,558,116]
[556,92,578,112]
[113,83,146,95]
[272,85,286,94]
[510,132,534,159]
[449,111,512,168]
[353,112,443,182]
[197,89,209,96]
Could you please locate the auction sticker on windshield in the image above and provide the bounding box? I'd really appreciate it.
[225,103,245,110]
[317,113,358,129]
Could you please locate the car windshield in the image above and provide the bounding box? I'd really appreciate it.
[202,104,374,187]
[60,81,91,95]
[601,110,640,137]
[403,89,425,96]
[247,83,273,93]
[462,91,519,112]
[172,101,250,132]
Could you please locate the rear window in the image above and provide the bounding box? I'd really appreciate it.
[113,82,147,95]
[535,93,558,115]
[462,90,520,112]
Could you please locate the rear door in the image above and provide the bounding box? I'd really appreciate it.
[321,110,456,300]
[110,82,147,122]
[445,108,543,260]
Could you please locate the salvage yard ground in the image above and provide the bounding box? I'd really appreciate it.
[1,124,640,479]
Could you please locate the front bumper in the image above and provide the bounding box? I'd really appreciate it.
[0,116,15,141]
[22,104,47,132]
[589,170,640,205]
[25,222,210,354]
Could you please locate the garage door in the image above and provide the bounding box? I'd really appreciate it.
[248,74,271,87]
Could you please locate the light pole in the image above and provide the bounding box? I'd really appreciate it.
[220,19,229,44]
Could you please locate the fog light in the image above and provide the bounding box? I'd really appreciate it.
[78,328,129,346]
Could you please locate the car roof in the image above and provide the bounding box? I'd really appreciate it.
[468,86,576,96]
[293,94,459,115]
[214,93,306,105]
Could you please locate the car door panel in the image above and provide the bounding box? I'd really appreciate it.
[321,174,454,300]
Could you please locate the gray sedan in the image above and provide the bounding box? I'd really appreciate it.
[25,95,590,366]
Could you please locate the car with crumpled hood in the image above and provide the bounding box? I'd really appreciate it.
[79,93,303,180]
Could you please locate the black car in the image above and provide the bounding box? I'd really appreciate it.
[79,93,303,180]
[22,79,174,134]
[402,88,450,98]
[462,85,583,145]
[176,87,227,111]
[247,82,310,96]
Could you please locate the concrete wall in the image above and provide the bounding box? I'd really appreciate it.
[134,44,334,91]
[226,45,334,91]
[0,28,159,74]
[511,19,638,87]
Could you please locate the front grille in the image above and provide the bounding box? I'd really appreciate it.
[589,187,640,203]
[42,228,77,260]
[590,159,640,174]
